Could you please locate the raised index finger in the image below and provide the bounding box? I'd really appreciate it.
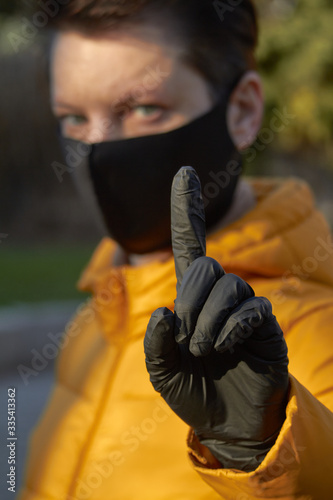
[171,167,206,291]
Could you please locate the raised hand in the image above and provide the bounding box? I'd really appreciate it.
[144,167,289,471]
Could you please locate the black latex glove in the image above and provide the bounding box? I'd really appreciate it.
[144,167,289,472]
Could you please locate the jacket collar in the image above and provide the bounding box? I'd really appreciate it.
[78,177,333,295]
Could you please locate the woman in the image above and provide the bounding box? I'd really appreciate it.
[20,1,333,498]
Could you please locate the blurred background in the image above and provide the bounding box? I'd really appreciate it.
[0,0,332,497]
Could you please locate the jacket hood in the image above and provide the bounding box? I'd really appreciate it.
[208,177,333,288]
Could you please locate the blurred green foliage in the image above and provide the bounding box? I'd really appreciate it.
[256,0,333,155]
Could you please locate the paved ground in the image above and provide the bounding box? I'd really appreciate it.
[0,301,80,500]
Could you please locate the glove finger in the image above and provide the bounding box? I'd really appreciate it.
[171,167,206,293]
[144,307,179,392]
[189,274,254,357]
[174,256,225,344]
[214,296,284,358]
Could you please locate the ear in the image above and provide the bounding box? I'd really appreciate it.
[226,71,264,151]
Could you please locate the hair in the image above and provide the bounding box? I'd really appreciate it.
[33,0,258,96]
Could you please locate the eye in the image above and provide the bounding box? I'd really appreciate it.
[59,114,87,127]
[132,105,163,119]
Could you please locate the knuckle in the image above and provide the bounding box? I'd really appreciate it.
[188,256,224,277]
[178,256,224,299]
[224,273,254,297]
[151,307,171,320]
[257,296,273,316]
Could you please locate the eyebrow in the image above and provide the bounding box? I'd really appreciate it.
[114,85,171,108]
[52,84,170,115]
[52,102,83,112]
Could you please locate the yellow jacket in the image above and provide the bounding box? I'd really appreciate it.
[20,178,333,500]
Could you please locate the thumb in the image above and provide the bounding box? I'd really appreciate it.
[144,307,179,392]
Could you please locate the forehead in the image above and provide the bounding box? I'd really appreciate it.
[50,28,184,102]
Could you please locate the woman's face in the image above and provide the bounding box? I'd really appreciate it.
[51,27,214,143]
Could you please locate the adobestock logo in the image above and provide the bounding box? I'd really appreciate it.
[271,234,333,307]
[241,107,296,164]
[16,272,132,386]
[66,399,172,500]
[51,63,170,183]
[52,141,92,183]
[202,160,242,209]
[213,0,244,22]
[191,105,296,213]
[8,0,70,53]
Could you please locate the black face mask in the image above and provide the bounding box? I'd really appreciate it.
[60,97,242,255]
